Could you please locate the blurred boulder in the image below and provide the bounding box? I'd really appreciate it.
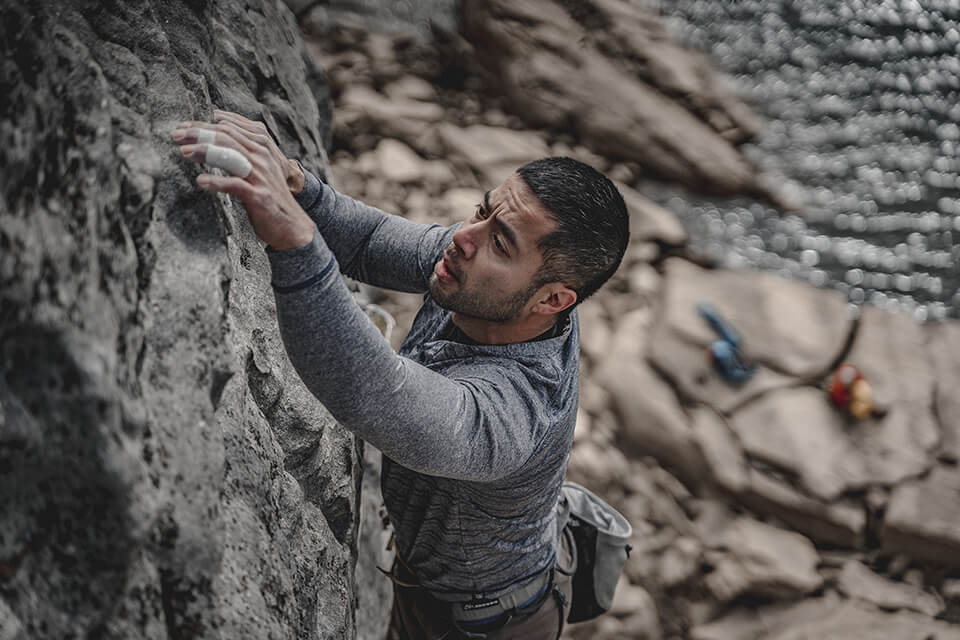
[837,560,943,617]
[691,596,841,640]
[927,322,960,463]
[840,306,939,468]
[705,518,822,603]
[295,0,458,38]
[647,258,852,412]
[609,578,663,638]
[690,407,749,494]
[929,321,960,462]
[656,536,703,589]
[436,123,550,187]
[337,84,445,146]
[596,309,706,489]
[766,600,960,640]
[458,0,771,197]
[384,75,438,102]
[730,387,930,500]
[438,187,483,221]
[882,465,960,567]
[616,182,689,247]
[738,472,866,549]
[372,139,426,183]
[567,440,631,494]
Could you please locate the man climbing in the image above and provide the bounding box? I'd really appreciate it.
[172,110,629,639]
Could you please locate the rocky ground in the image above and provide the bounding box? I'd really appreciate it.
[298,2,960,638]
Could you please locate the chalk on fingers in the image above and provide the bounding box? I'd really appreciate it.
[205,145,252,178]
[195,129,217,145]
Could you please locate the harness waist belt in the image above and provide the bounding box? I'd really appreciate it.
[450,570,552,623]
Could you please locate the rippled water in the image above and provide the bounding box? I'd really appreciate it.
[647,0,960,320]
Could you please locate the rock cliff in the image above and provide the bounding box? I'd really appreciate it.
[0,1,358,638]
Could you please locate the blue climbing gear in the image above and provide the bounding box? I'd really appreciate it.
[696,302,755,385]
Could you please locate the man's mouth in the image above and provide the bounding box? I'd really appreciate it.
[435,252,460,283]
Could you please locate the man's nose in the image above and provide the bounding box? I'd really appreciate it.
[452,225,477,260]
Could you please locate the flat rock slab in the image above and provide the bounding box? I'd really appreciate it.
[731,386,932,500]
[691,596,842,640]
[690,406,867,547]
[837,560,943,617]
[334,84,445,143]
[928,321,960,462]
[882,464,960,566]
[705,518,822,603]
[653,259,852,378]
[648,259,851,412]
[691,407,750,494]
[648,319,799,415]
[739,471,866,548]
[767,600,960,640]
[843,306,940,462]
[436,123,550,187]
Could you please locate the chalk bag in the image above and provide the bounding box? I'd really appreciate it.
[560,481,633,623]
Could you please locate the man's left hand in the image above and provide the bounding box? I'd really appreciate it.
[172,110,314,250]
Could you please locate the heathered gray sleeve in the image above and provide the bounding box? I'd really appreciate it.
[266,226,540,482]
[293,169,449,293]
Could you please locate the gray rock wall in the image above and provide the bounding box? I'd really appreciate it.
[0,1,358,638]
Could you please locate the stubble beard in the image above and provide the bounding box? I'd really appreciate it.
[429,273,537,323]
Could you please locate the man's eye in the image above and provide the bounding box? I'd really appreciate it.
[494,235,506,253]
[474,204,488,219]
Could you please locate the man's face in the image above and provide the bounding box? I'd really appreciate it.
[429,174,558,322]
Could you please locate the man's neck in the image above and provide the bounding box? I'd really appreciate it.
[451,312,560,345]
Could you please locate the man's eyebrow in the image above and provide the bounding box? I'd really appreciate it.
[484,190,518,250]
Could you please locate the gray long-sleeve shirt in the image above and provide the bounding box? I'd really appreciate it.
[265,170,578,599]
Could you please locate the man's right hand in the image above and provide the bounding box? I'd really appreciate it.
[172,111,314,250]
[212,111,306,194]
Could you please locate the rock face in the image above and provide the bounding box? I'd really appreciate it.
[0,1,358,638]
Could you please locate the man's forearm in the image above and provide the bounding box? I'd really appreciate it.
[266,232,534,482]
[291,169,455,294]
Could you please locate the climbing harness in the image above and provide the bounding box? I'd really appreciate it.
[377,505,563,638]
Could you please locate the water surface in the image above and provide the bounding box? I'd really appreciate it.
[648,0,960,320]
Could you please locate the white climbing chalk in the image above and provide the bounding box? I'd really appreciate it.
[195,128,217,145]
[205,145,252,178]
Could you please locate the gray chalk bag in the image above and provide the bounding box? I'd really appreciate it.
[559,481,633,623]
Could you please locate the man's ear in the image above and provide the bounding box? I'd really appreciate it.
[532,283,577,315]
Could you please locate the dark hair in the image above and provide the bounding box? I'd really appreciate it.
[517,157,629,303]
